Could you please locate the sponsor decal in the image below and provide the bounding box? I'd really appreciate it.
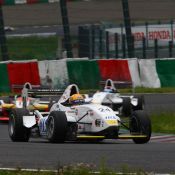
[95,119,104,127]
[105,116,117,120]
[106,120,118,125]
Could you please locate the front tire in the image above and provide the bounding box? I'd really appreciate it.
[8,108,31,142]
[122,97,132,117]
[129,110,151,144]
[47,111,67,143]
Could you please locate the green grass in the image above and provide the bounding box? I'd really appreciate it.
[1,35,78,61]
[151,112,175,134]
[0,163,147,175]
[0,170,55,175]
[4,36,59,61]
[82,87,175,94]
[119,87,175,93]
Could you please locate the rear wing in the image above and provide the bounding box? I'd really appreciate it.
[24,89,63,98]
[99,80,134,92]
[11,83,41,93]
[22,88,63,108]
[11,82,54,93]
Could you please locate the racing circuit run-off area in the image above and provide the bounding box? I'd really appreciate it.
[0,0,175,174]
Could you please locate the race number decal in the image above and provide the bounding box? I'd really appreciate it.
[98,107,110,112]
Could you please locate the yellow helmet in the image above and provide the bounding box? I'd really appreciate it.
[69,94,84,105]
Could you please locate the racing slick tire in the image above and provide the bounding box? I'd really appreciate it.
[122,97,132,117]
[47,111,67,143]
[129,110,151,144]
[8,108,31,142]
[133,95,145,111]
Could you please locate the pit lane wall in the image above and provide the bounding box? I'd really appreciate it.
[1,58,175,92]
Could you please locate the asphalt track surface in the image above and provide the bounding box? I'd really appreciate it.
[0,94,175,173]
[2,0,175,27]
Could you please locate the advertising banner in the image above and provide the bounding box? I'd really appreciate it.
[106,23,174,51]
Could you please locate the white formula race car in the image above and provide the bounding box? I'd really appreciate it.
[87,79,145,117]
[8,84,151,144]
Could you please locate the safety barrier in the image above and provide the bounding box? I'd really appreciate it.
[0,0,80,5]
[0,0,58,5]
[4,61,40,93]
[1,58,175,93]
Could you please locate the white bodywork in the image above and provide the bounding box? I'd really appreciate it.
[50,102,120,133]
[23,115,36,128]
[88,79,139,107]
[93,92,138,106]
[92,92,123,104]
[87,91,138,108]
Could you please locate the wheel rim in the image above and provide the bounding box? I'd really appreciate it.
[47,116,55,138]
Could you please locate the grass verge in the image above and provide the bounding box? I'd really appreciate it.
[82,87,175,94]
[5,36,59,61]
[0,163,147,175]
[120,87,175,93]
[151,112,175,134]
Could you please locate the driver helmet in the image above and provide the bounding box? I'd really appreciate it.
[69,94,84,105]
[104,86,114,93]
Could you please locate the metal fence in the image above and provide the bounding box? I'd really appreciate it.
[78,21,175,59]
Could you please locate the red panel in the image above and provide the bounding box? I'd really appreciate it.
[7,62,40,92]
[98,59,132,81]
[29,62,41,84]
[0,0,4,5]
[0,117,9,121]
[27,0,38,4]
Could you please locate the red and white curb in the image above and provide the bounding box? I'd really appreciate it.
[151,135,175,143]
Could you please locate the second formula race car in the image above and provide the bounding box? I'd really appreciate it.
[87,79,145,117]
[0,83,51,122]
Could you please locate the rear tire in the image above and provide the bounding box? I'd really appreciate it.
[47,111,67,143]
[129,110,151,144]
[8,108,31,142]
[133,95,145,111]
